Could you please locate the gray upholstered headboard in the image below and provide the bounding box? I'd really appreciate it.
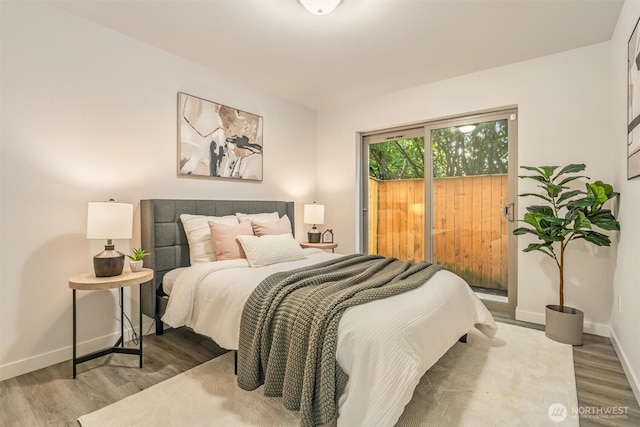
[139,199,295,323]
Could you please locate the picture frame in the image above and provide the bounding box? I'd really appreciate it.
[177,92,263,181]
[628,17,640,179]
[321,229,334,243]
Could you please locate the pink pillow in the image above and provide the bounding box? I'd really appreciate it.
[208,220,254,260]
[251,214,292,236]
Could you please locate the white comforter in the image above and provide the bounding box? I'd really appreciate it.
[162,249,497,427]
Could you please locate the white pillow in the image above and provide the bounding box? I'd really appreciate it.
[236,234,306,268]
[236,212,280,224]
[180,214,239,263]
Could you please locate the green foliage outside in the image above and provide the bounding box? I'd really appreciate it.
[368,120,508,180]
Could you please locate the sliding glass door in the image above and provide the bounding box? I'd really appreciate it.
[362,109,518,313]
[363,127,426,262]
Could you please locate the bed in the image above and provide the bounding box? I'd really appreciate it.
[140,199,497,427]
[140,199,295,335]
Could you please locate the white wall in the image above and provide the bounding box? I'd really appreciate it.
[609,0,640,403]
[0,2,318,380]
[317,42,617,336]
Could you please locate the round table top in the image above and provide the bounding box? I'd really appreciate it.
[69,268,154,290]
[300,242,338,249]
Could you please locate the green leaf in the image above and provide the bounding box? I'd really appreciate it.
[566,198,592,208]
[526,205,554,216]
[523,243,556,258]
[523,212,549,232]
[520,166,549,177]
[520,166,543,172]
[541,216,566,225]
[538,166,560,179]
[574,231,612,246]
[557,189,583,205]
[541,232,567,242]
[588,210,621,231]
[565,209,579,222]
[513,227,540,236]
[518,192,552,203]
[573,211,592,230]
[540,182,564,198]
[592,180,616,198]
[586,182,607,207]
[552,163,586,180]
[518,174,549,183]
[557,175,589,186]
[560,228,574,237]
[127,247,150,261]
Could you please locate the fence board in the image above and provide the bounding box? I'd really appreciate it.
[368,179,379,255]
[445,178,456,270]
[414,180,424,261]
[471,176,484,286]
[406,179,415,261]
[461,176,472,277]
[369,174,508,290]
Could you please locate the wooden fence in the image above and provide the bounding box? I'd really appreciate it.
[368,175,508,290]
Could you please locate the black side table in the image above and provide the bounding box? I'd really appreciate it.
[68,268,153,378]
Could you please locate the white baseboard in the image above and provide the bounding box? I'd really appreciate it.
[0,317,155,382]
[609,327,640,406]
[515,308,610,337]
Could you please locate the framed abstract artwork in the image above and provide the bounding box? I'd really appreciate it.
[628,17,640,179]
[178,92,263,181]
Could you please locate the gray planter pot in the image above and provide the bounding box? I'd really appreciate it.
[545,305,584,345]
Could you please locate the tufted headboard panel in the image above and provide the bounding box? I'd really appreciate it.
[139,199,295,321]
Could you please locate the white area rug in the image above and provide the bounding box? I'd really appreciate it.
[78,323,578,426]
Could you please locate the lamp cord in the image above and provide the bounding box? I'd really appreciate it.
[118,291,156,344]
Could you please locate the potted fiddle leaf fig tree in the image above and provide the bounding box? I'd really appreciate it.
[514,164,620,345]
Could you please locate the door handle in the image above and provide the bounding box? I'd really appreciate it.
[503,202,515,222]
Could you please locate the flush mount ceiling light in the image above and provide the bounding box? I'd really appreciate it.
[298,0,343,15]
[458,125,476,133]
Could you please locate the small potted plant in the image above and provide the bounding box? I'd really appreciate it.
[127,248,149,272]
[514,164,620,345]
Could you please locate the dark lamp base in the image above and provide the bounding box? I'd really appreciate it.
[93,246,125,277]
[308,230,321,243]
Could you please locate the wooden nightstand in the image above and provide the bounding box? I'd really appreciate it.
[68,268,154,378]
[300,242,338,253]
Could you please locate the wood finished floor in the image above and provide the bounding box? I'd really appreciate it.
[1,321,639,427]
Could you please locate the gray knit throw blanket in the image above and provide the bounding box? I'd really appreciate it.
[236,254,444,427]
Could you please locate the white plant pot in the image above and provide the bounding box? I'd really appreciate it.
[129,260,143,272]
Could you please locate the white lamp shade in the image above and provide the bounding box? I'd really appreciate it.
[86,202,133,240]
[304,204,325,225]
[298,0,343,15]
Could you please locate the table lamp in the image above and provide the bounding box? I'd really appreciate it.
[86,200,133,277]
[304,203,324,243]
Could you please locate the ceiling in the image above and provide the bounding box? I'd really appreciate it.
[50,0,624,110]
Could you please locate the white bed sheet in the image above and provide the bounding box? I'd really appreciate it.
[162,249,497,427]
[162,267,189,294]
